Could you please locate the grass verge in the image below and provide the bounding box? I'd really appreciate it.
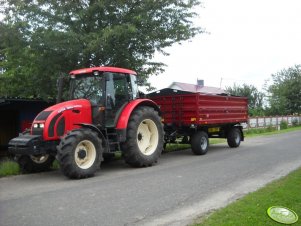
[193,167,301,226]
[0,159,20,177]
[244,125,301,137]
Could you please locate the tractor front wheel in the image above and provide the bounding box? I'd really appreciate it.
[121,106,164,167]
[17,154,55,173]
[57,128,102,179]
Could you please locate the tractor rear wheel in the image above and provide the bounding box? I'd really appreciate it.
[17,154,55,173]
[57,128,102,179]
[121,106,163,167]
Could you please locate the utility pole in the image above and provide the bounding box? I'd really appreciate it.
[220,77,223,88]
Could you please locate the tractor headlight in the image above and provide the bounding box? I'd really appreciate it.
[33,123,44,128]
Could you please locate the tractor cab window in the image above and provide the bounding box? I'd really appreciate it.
[105,72,131,107]
[130,74,139,99]
[70,74,104,105]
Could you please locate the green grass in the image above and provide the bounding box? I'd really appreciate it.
[210,138,226,144]
[51,160,60,170]
[164,138,226,152]
[0,159,20,177]
[245,125,301,137]
[193,167,301,226]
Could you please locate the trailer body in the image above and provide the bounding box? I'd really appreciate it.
[149,88,248,127]
[148,88,248,153]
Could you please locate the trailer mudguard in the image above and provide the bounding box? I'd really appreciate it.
[116,99,160,130]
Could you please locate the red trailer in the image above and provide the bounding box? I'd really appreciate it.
[148,88,248,155]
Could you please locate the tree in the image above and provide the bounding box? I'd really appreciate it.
[0,0,202,99]
[266,65,301,115]
[226,83,265,116]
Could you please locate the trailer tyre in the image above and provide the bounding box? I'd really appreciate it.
[227,127,241,148]
[121,106,164,167]
[191,131,209,155]
[17,154,55,173]
[57,128,102,179]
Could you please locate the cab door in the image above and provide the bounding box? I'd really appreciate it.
[105,73,132,127]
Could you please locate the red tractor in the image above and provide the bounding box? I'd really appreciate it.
[9,67,164,179]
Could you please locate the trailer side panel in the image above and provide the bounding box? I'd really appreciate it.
[148,89,248,127]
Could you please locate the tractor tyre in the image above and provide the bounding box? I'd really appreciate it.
[17,154,55,173]
[17,130,55,173]
[57,128,102,179]
[121,106,164,167]
[227,127,241,148]
[191,131,209,155]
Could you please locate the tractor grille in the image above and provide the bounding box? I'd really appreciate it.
[32,128,43,136]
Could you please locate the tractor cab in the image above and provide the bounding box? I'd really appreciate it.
[60,67,139,128]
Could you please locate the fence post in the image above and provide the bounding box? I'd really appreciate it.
[276,116,280,130]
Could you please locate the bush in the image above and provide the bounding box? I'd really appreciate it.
[292,118,299,126]
[280,120,288,130]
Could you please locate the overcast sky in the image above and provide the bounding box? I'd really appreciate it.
[149,0,301,91]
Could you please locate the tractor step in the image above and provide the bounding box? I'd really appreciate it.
[104,129,121,152]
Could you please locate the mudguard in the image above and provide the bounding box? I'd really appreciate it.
[116,99,160,130]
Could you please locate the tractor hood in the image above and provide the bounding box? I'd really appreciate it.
[31,99,92,140]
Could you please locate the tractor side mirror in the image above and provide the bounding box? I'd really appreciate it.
[56,74,69,103]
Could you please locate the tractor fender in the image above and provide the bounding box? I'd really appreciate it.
[116,99,161,130]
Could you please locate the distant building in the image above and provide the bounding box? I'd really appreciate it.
[168,81,225,94]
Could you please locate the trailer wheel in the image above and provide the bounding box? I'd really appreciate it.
[57,128,102,179]
[121,106,163,167]
[227,127,241,148]
[191,131,209,155]
[17,154,55,173]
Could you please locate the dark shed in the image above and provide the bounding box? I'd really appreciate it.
[0,97,54,157]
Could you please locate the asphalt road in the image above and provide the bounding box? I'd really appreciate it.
[1,130,301,226]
